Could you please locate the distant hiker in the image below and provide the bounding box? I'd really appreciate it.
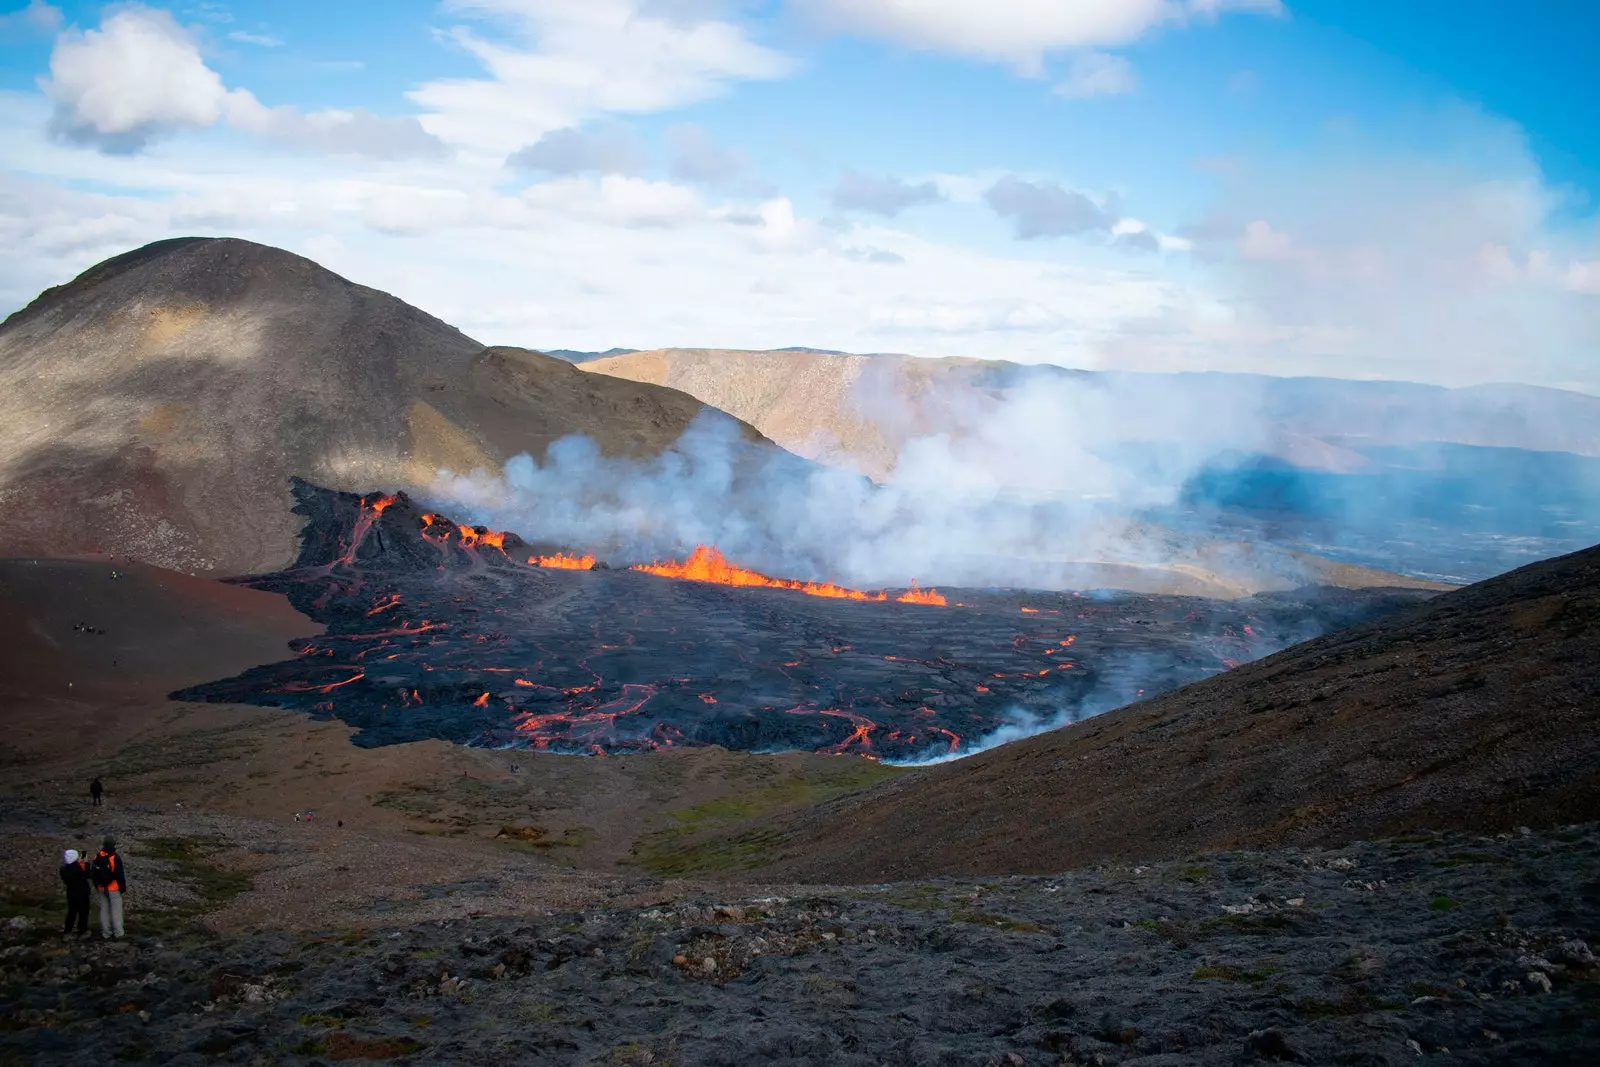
[89,778,103,807]
[89,837,127,940]
[59,849,91,937]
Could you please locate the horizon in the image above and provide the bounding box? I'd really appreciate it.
[1,1,1597,393]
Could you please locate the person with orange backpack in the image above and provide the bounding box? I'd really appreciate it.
[89,837,127,940]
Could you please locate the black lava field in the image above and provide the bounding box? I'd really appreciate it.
[175,481,1433,758]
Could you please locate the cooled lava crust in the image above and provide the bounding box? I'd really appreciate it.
[174,480,1433,756]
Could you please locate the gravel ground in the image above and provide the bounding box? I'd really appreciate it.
[3,824,1596,1066]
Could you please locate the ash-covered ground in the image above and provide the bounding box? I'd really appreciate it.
[174,482,1433,758]
[3,825,1596,1066]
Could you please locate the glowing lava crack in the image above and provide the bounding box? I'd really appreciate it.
[172,480,1435,757]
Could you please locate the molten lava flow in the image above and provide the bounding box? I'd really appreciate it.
[530,552,596,570]
[455,525,506,551]
[633,545,888,601]
[632,545,948,607]
[338,494,397,565]
[896,581,947,607]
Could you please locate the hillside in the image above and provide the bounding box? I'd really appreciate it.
[582,347,1600,481]
[666,542,1600,882]
[0,240,773,575]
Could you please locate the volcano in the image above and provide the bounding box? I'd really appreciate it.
[0,238,778,576]
[172,480,1433,757]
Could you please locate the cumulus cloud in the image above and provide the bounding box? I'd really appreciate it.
[41,5,444,158]
[985,175,1116,239]
[508,125,647,175]
[831,171,944,216]
[410,0,792,156]
[797,0,1283,74]
[1054,52,1137,99]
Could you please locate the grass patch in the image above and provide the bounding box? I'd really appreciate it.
[1192,964,1281,983]
[1200,911,1312,936]
[630,760,901,877]
[130,836,253,933]
[1179,865,1212,883]
[950,911,1051,935]
[1433,853,1510,868]
[1430,895,1463,912]
[1296,989,1405,1018]
[325,1032,422,1060]
[103,725,259,778]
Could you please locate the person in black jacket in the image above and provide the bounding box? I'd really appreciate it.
[59,849,91,936]
[89,778,103,806]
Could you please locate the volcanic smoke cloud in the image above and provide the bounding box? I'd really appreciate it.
[431,372,1286,592]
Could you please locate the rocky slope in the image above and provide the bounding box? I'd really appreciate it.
[669,543,1600,883]
[0,240,773,576]
[2,825,1596,1065]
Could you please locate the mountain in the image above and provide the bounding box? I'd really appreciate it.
[674,542,1600,881]
[0,240,774,575]
[581,348,1600,482]
[537,347,640,363]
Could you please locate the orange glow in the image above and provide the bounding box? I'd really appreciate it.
[895,581,947,607]
[339,494,397,565]
[1020,607,1039,614]
[472,692,490,707]
[456,525,507,551]
[631,545,947,607]
[634,545,888,601]
[530,552,596,570]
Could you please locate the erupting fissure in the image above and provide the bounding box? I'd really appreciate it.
[531,552,597,570]
[630,545,946,606]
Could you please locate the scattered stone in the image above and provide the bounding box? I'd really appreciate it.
[1527,971,1553,994]
[1247,1027,1299,1061]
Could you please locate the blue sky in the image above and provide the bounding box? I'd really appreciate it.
[1,1,1596,391]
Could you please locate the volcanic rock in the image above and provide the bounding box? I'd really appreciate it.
[705,542,1600,881]
[0,238,774,575]
[169,480,1434,757]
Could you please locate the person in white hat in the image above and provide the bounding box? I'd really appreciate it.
[59,849,91,936]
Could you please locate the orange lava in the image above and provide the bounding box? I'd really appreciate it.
[456,525,506,551]
[632,545,946,607]
[530,552,596,570]
[896,581,947,606]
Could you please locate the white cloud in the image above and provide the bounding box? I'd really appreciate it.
[1054,52,1137,99]
[0,0,61,33]
[508,125,647,175]
[410,0,792,157]
[797,0,1283,75]
[228,30,284,48]
[1237,218,1292,260]
[830,171,944,216]
[43,5,240,152]
[985,175,1116,238]
[41,5,445,159]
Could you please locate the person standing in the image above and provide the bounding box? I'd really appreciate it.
[59,849,91,936]
[89,778,103,807]
[89,837,127,940]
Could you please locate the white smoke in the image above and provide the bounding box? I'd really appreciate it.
[429,368,1282,590]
